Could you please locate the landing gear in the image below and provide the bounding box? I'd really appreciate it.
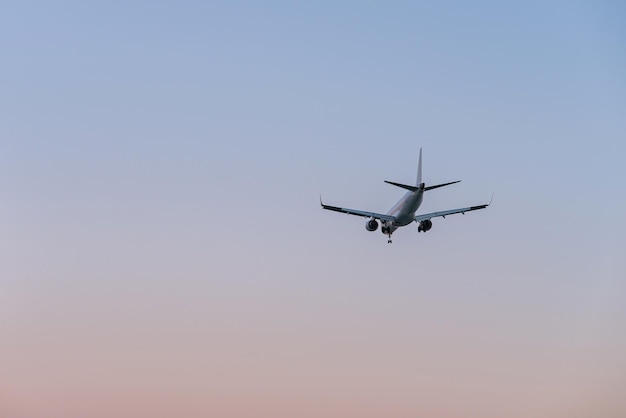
[382,222,393,243]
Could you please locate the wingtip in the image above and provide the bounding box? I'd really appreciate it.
[489,192,494,205]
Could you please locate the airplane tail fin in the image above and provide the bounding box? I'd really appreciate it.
[416,148,422,186]
[385,148,463,193]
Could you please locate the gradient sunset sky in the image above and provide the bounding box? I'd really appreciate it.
[1,1,625,417]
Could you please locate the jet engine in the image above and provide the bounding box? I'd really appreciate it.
[365,219,379,232]
[418,219,432,232]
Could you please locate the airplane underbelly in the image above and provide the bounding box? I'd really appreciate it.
[387,191,422,229]
[393,216,413,227]
[393,205,419,226]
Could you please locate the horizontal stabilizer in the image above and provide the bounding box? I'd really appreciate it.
[384,180,419,192]
[424,180,461,191]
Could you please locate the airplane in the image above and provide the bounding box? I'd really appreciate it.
[321,148,491,243]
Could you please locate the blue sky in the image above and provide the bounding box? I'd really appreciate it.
[1,2,625,417]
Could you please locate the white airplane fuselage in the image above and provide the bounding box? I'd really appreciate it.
[383,187,424,234]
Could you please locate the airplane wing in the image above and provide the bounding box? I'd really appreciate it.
[414,203,489,222]
[321,198,396,222]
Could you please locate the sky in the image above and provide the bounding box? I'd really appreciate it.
[1,1,625,417]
